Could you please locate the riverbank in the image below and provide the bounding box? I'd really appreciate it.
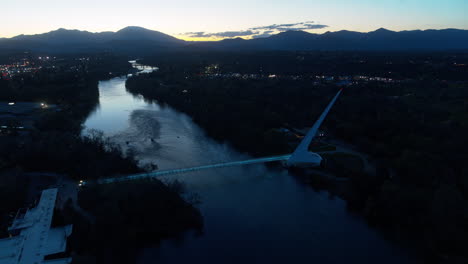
[0,56,205,263]
[125,56,468,262]
[76,59,420,264]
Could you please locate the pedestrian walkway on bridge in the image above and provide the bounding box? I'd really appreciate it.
[81,88,343,186]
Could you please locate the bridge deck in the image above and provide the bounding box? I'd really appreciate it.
[95,155,291,184]
[84,89,342,186]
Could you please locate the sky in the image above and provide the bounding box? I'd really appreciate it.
[2,0,468,40]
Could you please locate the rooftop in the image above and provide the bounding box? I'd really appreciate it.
[0,188,72,264]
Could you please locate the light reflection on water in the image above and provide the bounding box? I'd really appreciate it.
[83,64,418,264]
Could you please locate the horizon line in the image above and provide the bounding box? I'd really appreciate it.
[2,26,467,42]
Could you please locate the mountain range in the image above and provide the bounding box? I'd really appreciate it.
[0,26,467,54]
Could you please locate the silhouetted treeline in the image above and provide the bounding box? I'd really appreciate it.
[140,51,468,81]
[0,54,203,263]
[0,55,140,236]
[0,169,29,237]
[0,53,132,104]
[0,54,139,177]
[55,180,203,264]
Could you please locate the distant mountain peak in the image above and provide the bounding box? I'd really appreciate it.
[270,30,313,39]
[51,28,84,33]
[221,37,245,41]
[117,26,150,32]
[2,27,468,52]
[278,30,309,35]
[113,26,183,43]
[372,28,394,33]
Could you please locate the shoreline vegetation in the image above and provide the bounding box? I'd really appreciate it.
[0,54,203,263]
[126,51,468,262]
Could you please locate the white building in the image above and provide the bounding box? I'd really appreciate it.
[0,188,72,264]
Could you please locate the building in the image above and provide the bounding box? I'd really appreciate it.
[0,188,72,264]
[0,102,57,134]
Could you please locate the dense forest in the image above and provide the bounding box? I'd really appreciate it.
[0,54,138,177]
[56,180,202,264]
[127,51,468,261]
[140,51,468,80]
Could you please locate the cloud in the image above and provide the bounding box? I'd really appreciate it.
[184,32,207,38]
[276,24,329,31]
[250,24,279,30]
[182,21,328,39]
[250,22,328,31]
[212,30,256,38]
[251,23,301,30]
[184,30,256,38]
[303,24,328,29]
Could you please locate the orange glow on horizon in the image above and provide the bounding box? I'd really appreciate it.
[176,36,226,42]
[176,35,256,42]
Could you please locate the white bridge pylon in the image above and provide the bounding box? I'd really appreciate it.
[287,88,343,168]
[84,89,342,186]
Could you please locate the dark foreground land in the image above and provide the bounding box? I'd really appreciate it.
[126,51,468,262]
[0,53,202,263]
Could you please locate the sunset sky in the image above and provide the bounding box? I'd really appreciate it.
[3,0,468,40]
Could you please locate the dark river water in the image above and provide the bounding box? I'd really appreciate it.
[83,63,418,264]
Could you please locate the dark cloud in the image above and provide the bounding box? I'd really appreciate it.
[212,30,256,38]
[250,24,279,30]
[276,23,298,27]
[303,24,328,29]
[184,32,207,38]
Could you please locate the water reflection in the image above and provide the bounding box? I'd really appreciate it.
[83,63,418,264]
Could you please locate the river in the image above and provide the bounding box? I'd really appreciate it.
[83,62,418,264]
